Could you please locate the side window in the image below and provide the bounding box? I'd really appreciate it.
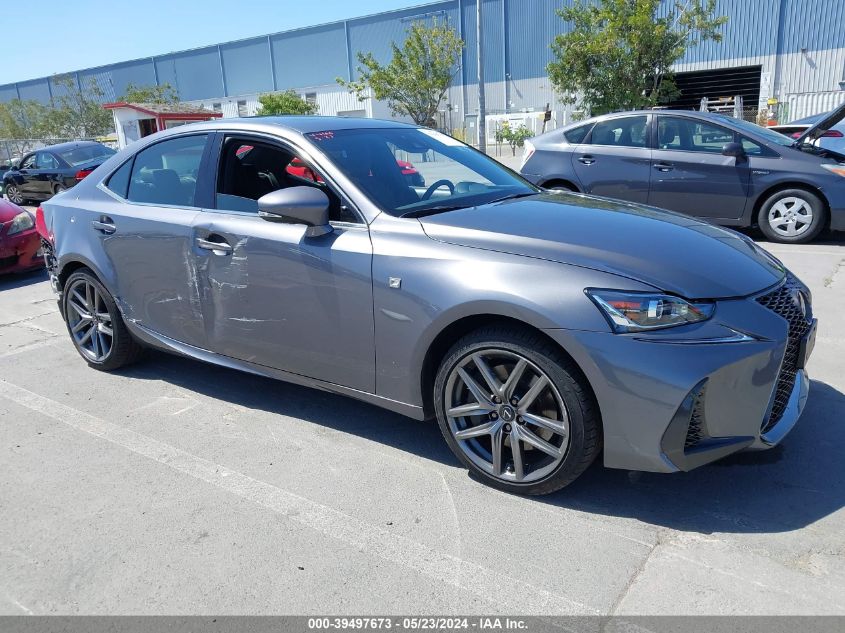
[20,154,37,170]
[106,159,133,198]
[564,123,592,144]
[127,135,207,206]
[587,116,648,148]
[215,137,358,223]
[658,117,734,153]
[36,153,58,169]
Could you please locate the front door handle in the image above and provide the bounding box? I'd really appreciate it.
[91,216,116,234]
[197,237,232,255]
[653,162,674,172]
[578,155,596,165]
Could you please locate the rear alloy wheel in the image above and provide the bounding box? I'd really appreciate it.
[63,269,142,370]
[758,189,825,244]
[434,327,600,495]
[5,184,24,205]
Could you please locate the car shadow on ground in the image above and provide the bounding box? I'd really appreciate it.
[120,352,845,535]
[0,268,47,291]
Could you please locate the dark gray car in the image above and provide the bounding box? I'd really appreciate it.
[520,106,845,243]
[39,117,816,495]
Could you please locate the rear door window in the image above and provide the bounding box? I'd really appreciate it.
[586,116,649,148]
[127,135,208,207]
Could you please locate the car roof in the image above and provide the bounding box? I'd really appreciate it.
[162,115,421,136]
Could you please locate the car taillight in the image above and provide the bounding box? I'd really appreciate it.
[35,206,51,242]
[823,130,844,138]
[75,168,94,181]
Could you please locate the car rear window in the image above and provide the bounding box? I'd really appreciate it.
[57,144,116,167]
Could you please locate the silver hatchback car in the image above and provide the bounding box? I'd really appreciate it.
[39,117,816,495]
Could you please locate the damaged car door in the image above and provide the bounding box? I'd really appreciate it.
[100,134,211,349]
[192,134,376,392]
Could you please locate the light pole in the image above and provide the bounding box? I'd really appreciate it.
[476,0,486,153]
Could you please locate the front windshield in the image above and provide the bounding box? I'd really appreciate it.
[57,144,116,167]
[711,114,794,147]
[305,127,538,217]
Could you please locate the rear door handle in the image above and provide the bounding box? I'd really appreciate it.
[578,155,596,165]
[653,162,674,172]
[91,216,116,234]
[197,237,232,255]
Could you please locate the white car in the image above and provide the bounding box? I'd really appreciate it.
[770,110,845,153]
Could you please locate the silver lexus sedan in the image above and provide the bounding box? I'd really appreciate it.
[38,117,817,495]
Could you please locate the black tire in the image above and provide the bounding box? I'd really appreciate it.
[53,183,67,195]
[434,326,601,495]
[62,268,143,371]
[5,183,25,206]
[757,188,826,244]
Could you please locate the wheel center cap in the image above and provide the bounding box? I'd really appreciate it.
[499,405,516,422]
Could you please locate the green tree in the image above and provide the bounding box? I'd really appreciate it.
[0,99,52,155]
[495,123,534,156]
[255,90,319,115]
[337,19,463,125]
[547,0,728,114]
[120,82,179,104]
[45,74,113,138]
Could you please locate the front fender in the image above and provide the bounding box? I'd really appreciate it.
[369,214,654,407]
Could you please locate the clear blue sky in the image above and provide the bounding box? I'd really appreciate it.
[0,0,428,85]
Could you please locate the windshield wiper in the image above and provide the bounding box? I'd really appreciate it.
[400,204,473,218]
[487,191,541,204]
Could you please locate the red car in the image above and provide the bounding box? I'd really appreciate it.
[0,199,42,274]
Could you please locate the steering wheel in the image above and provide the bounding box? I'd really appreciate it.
[421,179,455,200]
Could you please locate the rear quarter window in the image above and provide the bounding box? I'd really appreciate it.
[106,160,132,198]
[563,124,592,144]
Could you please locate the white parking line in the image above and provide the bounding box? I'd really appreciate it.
[0,379,600,616]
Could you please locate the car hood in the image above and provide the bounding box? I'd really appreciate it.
[793,101,845,146]
[419,193,785,299]
[0,199,27,223]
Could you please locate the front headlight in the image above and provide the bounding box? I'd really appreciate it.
[586,289,715,333]
[6,211,35,235]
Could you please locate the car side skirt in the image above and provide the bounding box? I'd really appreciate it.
[124,319,427,421]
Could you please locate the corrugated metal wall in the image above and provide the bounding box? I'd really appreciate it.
[1,0,843,120]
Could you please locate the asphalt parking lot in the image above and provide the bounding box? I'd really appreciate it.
[1,211,844,615]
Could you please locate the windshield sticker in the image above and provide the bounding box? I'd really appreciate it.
[419,128,464,146]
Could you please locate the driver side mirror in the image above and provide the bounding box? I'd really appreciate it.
[722,142,746,159]
[257,186,333,237]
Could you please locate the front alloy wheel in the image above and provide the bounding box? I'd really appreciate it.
[758,189,825,243]
[445,350,569,483]
[435,327,601,495]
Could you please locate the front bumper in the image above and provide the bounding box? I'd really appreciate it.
[543,275,814,473]
[0,229,42,274]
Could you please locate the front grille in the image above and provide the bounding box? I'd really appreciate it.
[684,385,707,449]
[756,275,812,433]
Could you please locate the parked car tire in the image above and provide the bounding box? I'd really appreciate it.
[434,326,600,495]
[757,188,826,244]
[53,183,67,195]
[62,269,143,370]
[5,184,25,205]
